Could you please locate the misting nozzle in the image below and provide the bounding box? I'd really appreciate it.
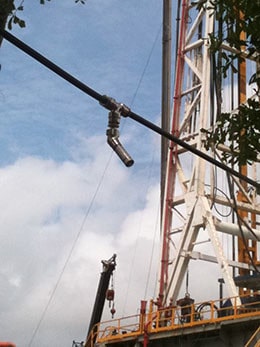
[107,134,134,167]
[106,110,134,167]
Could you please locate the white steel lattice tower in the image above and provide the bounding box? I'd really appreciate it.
[158,0,260,307]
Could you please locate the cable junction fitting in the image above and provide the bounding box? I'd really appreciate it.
[106,109,134,167]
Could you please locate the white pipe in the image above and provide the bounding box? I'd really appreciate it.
[215,219,260,241]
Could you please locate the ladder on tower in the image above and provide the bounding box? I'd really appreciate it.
[245,325,260,347]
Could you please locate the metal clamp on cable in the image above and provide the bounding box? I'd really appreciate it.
[106,109,134,167]
[100,95,131,115]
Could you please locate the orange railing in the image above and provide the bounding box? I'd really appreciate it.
[91,293,260,344]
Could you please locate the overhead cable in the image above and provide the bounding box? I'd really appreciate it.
[0,28,259,192]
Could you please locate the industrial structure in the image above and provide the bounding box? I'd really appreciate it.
[1,1,259,346]
[83,1,260,346]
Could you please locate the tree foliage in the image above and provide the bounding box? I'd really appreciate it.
[0,0,85,31]
[197,0,260,165]
[0,0,25,30]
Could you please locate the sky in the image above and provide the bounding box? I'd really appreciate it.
[0,0,164,345]
[0,1,251,346]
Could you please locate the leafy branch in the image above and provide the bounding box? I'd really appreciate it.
[0,0,85,31]
[202,96,260,165]
[197,0,260,165]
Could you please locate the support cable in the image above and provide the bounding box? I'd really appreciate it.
[25,23,161,343]
[27,157,111,346]
[0,28,259,191]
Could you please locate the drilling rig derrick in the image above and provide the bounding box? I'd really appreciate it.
[85,1,260,346]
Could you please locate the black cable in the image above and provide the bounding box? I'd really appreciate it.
[125,110,259,191]
[206,183,233,218]
[238,217,260,242]
[175,0,181,71]
[226,172,259,273]
[0,28,259,192]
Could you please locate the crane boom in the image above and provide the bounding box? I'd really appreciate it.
[84,254,116,347]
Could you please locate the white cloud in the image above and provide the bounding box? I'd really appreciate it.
[0,132,161,345]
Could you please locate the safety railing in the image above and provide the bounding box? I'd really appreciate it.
[97,314,142,341]
[94,293,260,344]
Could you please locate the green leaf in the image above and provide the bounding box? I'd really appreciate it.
[19,19,26,28]
[13,16,19,24]
[7,17,13,30]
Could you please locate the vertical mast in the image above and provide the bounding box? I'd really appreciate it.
[159,0,188,306]
[161,0,172,220]
[237,11,249,295]
[236,9,258,296]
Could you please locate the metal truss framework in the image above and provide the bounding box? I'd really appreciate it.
[159,0,260,306]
